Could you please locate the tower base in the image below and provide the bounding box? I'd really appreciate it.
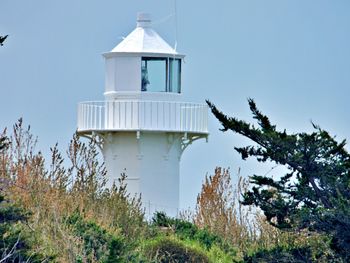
[102,131,182,218]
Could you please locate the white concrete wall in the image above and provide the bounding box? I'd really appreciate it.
[105,56,141,97]
[102,132,182,217]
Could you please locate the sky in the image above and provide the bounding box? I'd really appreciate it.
[1,0,350,210]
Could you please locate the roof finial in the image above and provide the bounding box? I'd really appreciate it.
[137,12,151,28]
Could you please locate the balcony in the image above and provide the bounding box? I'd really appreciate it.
[77,101,208,135]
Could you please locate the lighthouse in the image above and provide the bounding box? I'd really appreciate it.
[77,13,208,217]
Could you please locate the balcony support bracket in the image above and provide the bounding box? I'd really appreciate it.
[78,132,105,152]
[180,133,208,158]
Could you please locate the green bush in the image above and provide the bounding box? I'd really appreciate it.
[151,212,238,262]
[244,246,313,263]
[194,227,222,249]
[143,236,210,263]
[0,194,53,262]
[152,211,171,227]
[152,212,223,249]
[66,211,128,262]
[208,245,237,263]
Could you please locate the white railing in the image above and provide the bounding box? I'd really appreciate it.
[77,101,208,134]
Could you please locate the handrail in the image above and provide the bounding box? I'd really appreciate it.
[77,100,208,134]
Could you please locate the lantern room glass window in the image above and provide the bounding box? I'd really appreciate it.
[141,57,181,93]
[141,58,166,92]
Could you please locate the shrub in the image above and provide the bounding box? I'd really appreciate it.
[208,245,237,263]
[244,246,313,263]
[0,193,53,262]
[243,233,343,263]
[66,211,127,262]
[142,236,210,263]
[194,227,222,249]
[152,212,223,249]
[151,212,238,261]
[104,237,126,263]
[0,120,147,261]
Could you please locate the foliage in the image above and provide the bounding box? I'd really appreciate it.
[0,119,145,262]
[207,98,350,261]
[196,167,235,237]
[66,211,127,262]
[194,166,328,261]
[245,233,341,263]
[0,133,9,152]
[0,141,51,261]
[152,212,238,261]
[207,244,236,263]
[195,167,273,251]
[244,246,313,263]
[153,211,222,249]
[104,237,129,263]
[195,167,255,249]
[0,131,49,262]
[0,194,29,262]
[1,117,341,262]
[142,236,210,263]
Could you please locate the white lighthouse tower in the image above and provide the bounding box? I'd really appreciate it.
[77,13,208,216]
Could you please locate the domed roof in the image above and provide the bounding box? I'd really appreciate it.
[107,13,183,57]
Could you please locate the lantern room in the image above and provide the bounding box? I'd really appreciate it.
[103,13,184,100]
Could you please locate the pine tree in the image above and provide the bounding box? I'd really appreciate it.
[207,98,350,260]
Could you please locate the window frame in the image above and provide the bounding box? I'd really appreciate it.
[168,58,181,94]
[141,57,181,93]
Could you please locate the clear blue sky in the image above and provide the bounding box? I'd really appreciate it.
[1,0,350,209]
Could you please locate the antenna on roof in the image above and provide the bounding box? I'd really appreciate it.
[173,0,178,53]
[152,13,174,26]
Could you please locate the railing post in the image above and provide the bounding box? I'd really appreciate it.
[124,101,127,129]
[105,102,107,129]
[94,104,96,129]
[144,101,146,129]
[137,101,141,129]
[86,104,88,129]
[99,105,102,129]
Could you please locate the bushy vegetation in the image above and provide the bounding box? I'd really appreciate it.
[1,113,349,262]
[0,193,54,262]
[0,120,237,262]
[208,98,350,262]
[142,236,210,263]
[152,211,237,261]
[0,119,147,262]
